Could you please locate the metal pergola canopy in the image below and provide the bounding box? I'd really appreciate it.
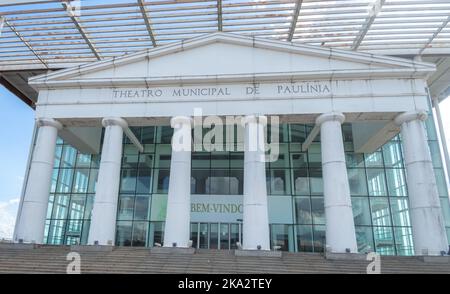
[0,0,450,71]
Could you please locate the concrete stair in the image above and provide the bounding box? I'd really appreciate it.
[0,245,450,274]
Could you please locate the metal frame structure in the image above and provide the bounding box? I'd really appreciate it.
[0,0,449,71]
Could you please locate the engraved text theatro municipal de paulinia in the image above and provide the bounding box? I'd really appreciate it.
[112,82,331,99]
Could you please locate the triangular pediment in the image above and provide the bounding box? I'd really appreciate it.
[29,32,435,89]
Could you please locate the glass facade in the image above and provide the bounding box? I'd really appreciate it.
[43,116,450,255]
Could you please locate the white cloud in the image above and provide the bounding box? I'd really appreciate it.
[0,198,19,240]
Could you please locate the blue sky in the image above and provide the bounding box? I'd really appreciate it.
[0,85,34,239]
[0,84,450,239]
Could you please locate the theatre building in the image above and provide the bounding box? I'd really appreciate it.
[12,33,450,256]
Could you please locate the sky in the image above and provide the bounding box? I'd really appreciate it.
[0,85,450,239]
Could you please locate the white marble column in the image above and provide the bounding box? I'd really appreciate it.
[88,117,127,245]
[163,116,193,248]
[15,118,62,244]
[242,115,270,250]
[316,112,358,253]
[395,110,448,255]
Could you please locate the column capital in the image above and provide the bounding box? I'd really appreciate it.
[170,116,193,128]
[102,117,128,129]
[36,117,63,130]
[241,115,267,126]
[394,110,428,126]
[315,112,345,126]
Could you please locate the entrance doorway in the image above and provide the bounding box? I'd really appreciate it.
[190,222,242,250]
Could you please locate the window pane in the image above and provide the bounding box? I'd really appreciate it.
[268,169,291,195]
[155,169,170,194]
[382,141,403,168]
[158,126,173,144]
[68,195,86,220]
[85,194,94,219]
[76,153,91,168]
[312,225,325,252]
[52,195,70,219]
[348,168,368,196]
[373,226,395,255]
[311,197,325,225]
[72,168,89,193]
[209,169,230,194]
[365,152,384,168]
[56,169,73,193]
[309,168,323,195]
[435,169,448,197]
[294,197,312,224]
[87,169,98,193]
[142,127,155,144]
[296,225,313,252]
[293,168,309,195]
[211,152,229,168]
[270,224,294,252]
[120,169,137,193]
[291,153,308,169]
[346,153,365,168]
[370,197,391,226]
[118,196,135,221]
[290,124,306,143]
[136,169,151,194]
[138,154,153,169]
[440,198,450,227]
[366,168,387,196]
[132,221,148,247]
[116,221,132,246]
[134,196,150,221]
[352,197,371,226]
[191,169,209,194]
[61,145,77,168]
[394,227,413,256]
[390,198,410,227]
[355,226,374,253]
[385,168,407,196]
[229,169,243,195]
[230,152,243,168]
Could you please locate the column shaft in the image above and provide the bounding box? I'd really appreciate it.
[395,111,448,255]
[317,112,358,253]
[163,116,192,247]
[242,115,270,250]
[15,118,62,244]
[88,117,127,245]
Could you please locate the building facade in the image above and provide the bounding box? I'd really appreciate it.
[13,33,450,256]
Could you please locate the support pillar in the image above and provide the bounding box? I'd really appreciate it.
[163,116,192,248]
[395,110,448,255]
[88,117,127,245]
[316,112,358,253]
[242,115,270,250]
[15,118,62,244]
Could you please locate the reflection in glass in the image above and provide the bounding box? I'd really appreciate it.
[366,168,387,196]
[296,225,313,252]
[352,197,371,226]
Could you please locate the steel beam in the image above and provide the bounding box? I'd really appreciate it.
[4,18,48,69]
[301,125,320,152]
[419,15,450,55]
[62,1,102,60]
[351,0,385,50]
[287,0,303,42]
[217,0,223,32]
[137,0,157,47]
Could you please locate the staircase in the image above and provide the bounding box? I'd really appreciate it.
[0,244,450,274]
